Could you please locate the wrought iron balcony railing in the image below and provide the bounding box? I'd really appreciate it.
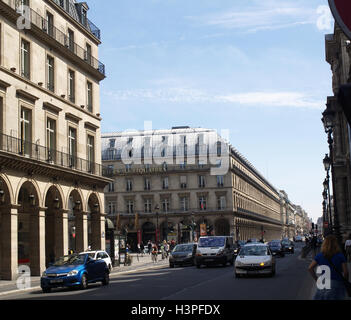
[0,132,105,177]
[0,0,105,76]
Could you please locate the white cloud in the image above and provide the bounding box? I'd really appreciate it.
[104,88,323,110]
[187,1,333,33]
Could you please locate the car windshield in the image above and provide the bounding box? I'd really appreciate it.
[282,241,291,245]
[269,242,281,247]
[173,245,193,252]
[52,254,87,266]
[198,237,225,248]
[87,253,96,258]
[239,246,268,256]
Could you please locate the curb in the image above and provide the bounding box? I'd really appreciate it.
[0,261,169,298]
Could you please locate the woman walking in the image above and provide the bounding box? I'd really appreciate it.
[308,235,349,300]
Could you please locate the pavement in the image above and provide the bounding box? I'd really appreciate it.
[0,253,168,298]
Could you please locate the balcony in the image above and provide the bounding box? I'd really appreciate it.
[0,132,106,177]
[50,0,101,40]
[0,0,105,78]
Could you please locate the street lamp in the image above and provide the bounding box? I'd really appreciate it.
[321,103,342,246]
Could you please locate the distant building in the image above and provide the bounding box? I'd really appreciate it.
[102,127,285,249]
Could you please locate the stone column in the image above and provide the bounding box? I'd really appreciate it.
[30,208,46,277]
[75,211,88,252]
[1,206,19,280]
[54,209,69,258]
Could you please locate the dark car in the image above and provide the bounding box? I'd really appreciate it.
[281,240,295,254]
[268,241,285,257]
[169,243,197,268]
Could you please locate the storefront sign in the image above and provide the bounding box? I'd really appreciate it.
[329,0,351,39]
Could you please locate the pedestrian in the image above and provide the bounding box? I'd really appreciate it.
[345,234,351,263]
[311,235,318,257]
[140,242,145,255]
[151,243,158,263]
[148,240,152,255]
[308,235,349,300]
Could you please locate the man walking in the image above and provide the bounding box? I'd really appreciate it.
[147,240,152,255]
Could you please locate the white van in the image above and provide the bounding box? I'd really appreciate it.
[195,236,234,268]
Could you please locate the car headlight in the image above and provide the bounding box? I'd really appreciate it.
[68,270,79,277]
[42,271,47,277]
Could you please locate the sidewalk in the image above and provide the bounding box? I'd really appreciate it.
[0,253,169,298]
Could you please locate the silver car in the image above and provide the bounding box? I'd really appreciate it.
[234,243,276,278]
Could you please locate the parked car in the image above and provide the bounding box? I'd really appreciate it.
[169,243,197,268]
[195,236,234,268]
[81,250,113,271]
[268,241,285,257]
[41,253,110,293]
[281,240,295,254]
[235,243,276,278]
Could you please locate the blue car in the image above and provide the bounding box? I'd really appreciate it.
[41,253,110,293]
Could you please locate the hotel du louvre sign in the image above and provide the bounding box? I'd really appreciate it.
[329,0,351,39]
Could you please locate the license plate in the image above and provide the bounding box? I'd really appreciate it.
[50,279,63,284]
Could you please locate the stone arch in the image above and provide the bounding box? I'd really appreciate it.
[67,189,85,252]
[0,173,15,205]
[16,178,42,208]
[43,183,65,211]
[87,192,103,250]
[66,187,85,213]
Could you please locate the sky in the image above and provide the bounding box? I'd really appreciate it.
[86,0,337,223]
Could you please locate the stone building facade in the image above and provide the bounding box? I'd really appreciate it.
[0,0,110,280]
[325,24,351,242]
[279,190,296,239]
[102,127,287,251]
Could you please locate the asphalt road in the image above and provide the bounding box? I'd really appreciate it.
[2,243,315,300]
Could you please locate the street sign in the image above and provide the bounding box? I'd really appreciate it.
[329,0,351,39]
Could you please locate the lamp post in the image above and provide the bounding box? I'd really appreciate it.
[322,104,342,246]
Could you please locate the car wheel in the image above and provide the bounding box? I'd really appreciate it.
[80,274,88,290]
[222,258,227,267]
[102,271,110,286]
[170,263,175,268]
[42,287,51,293]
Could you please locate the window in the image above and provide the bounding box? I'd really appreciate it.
[68,70,75,103]
[87,81,93,112]
[87,135,95,173]
[162,177,169,190]
[109,139,116,148]
[108,201,116,214]
[127,200,134,214]
[20,39,30,79]
[180,176,187,189]
[144,178,151,191]
[68,127,77,167]
[217,175,224,187]
[46,55,54,92]
[82,8,88,26]
[85,43,92,65]
[108,182,115,193]
[199,175,206,188]
[46,118,56,161]
[20,107,31,155]
[67,29,74,52]
[46,11,54,37]
[162,198,170,213]
[180,197,189,212]
[217,196,226,210]
[126,179,133,191]
[199,196,207,211]
[144,199,152,213]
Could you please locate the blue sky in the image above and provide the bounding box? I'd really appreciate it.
[87,0,335,223]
